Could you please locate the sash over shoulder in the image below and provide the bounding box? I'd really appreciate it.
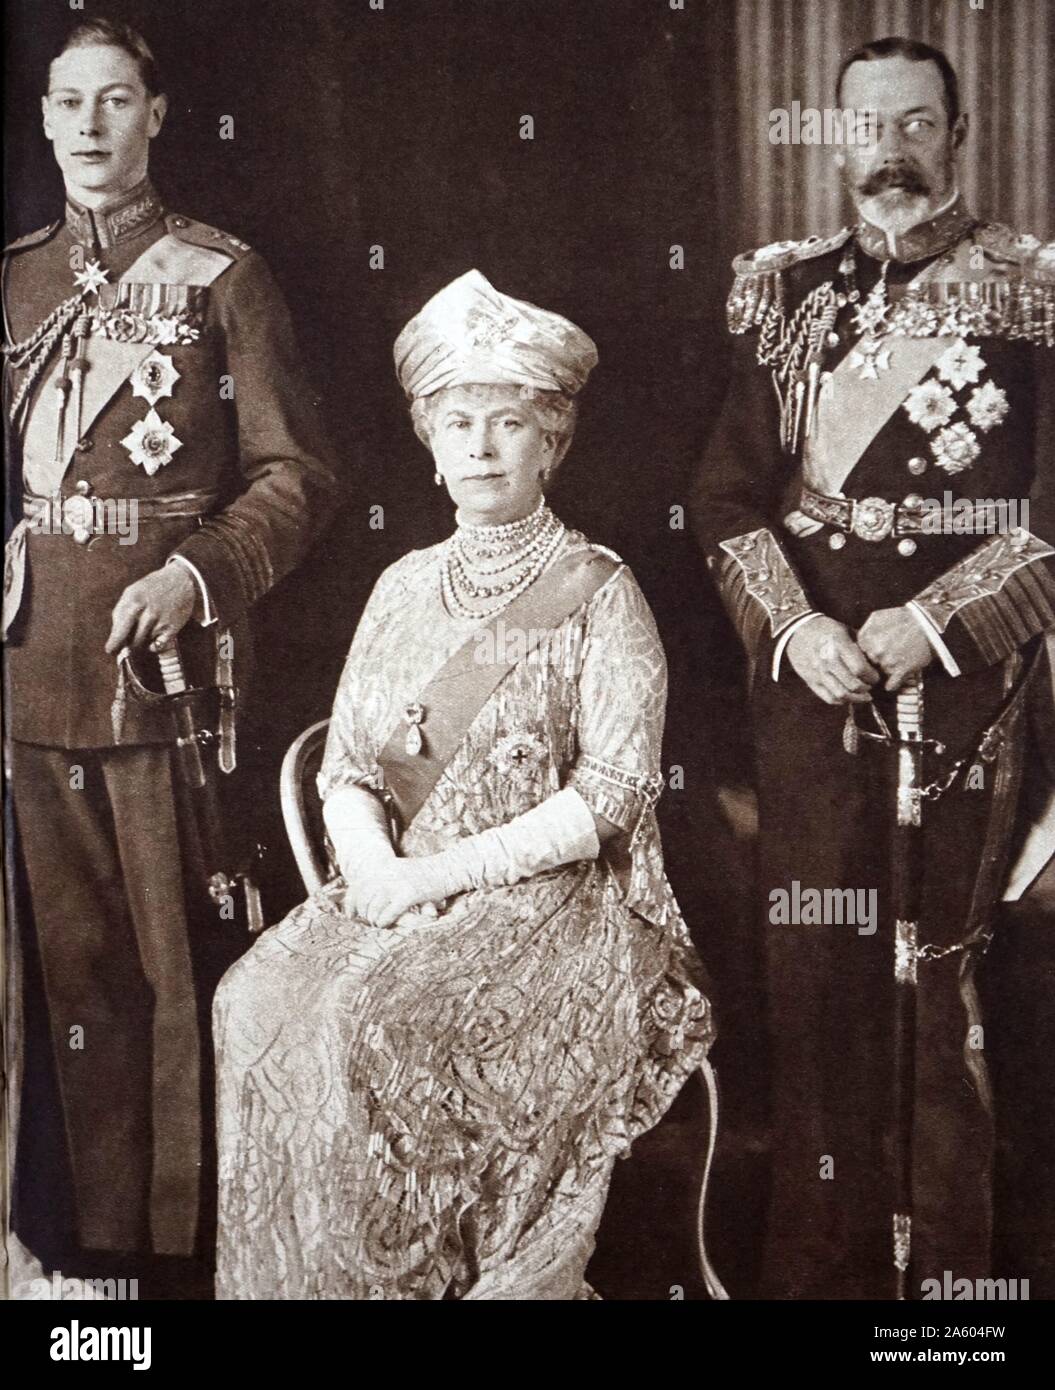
[376,546,620,832]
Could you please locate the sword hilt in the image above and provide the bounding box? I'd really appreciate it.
[896,674,924,742]
[157,638,188,695]
[153,638,206,788]
[896,676,925,830]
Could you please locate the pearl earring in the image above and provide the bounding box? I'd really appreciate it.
[434,472,443,487]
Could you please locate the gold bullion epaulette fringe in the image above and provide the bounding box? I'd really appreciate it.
[890,224,1055,346]
[971,222,1055,280]
[727,228,853,334]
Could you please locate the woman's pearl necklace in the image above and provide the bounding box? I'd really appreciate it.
[443,500,565,620]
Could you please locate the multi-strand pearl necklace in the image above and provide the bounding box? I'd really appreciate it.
[442,499,566,620]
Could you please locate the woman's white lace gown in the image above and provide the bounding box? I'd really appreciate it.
[214,533,713,1299]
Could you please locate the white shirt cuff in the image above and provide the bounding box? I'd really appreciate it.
[906,601,961,677]
[167,554,217,627]
[772,612,823,680]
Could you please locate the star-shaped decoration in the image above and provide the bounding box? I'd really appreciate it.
[850,337,892,381]
[903,378,956,432]
[73,260,109,296]
[121,408,183,475]
[931,421,981,475]
[936,338,985,391]
[966,380,1010,434]
[130,350,181,407]
[852,279,891,338]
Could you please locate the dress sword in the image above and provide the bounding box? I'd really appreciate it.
[114,636,264,932]
[892,673,925,1299]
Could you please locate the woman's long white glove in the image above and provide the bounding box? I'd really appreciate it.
[401,786,600,904]
[322,785,427,925]
[323,785,601,928]
[322,784,395,879]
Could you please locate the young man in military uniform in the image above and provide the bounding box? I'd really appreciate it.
[692,37,1054,1298]
[3,20,338,1291]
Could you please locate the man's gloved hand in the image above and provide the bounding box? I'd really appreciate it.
[858,606,934,692]
[105,564,197,655]
[787,615,881,705]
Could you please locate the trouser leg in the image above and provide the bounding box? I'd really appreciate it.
[10,743,154,1252]
[10,742,202,1256]
[103,746,202,1257]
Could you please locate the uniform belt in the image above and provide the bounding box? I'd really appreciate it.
[23,488,221,538]
[799,487,1003,542]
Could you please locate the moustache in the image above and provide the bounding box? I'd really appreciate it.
[859,163,930,198]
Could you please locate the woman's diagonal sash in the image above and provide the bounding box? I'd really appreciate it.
[377,547,619,831]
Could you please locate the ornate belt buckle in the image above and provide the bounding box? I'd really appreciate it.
[61,493,95,544]
[851,496,895,543]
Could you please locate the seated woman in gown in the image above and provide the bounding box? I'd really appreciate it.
[213,270,715,1300]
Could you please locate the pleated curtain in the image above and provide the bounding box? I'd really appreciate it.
[735,0,1053,249]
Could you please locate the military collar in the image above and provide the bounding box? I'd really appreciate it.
[65,178,164,252]
[855,192,976,265]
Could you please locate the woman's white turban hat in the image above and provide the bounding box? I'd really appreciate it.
[394,269,598,400]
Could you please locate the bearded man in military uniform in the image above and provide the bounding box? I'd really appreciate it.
[692,37,1054,1298]
[3,19,337,1291]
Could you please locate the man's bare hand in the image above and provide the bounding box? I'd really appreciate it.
[786,616,880,706]
[857,606,934,692]
[105,564,197,655]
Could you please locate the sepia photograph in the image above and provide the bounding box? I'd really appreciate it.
[2,0,1053,1362]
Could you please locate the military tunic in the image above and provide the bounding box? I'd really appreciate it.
[691,198,1055,1298]
[3,179,338,1259]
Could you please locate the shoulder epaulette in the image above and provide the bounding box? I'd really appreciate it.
[727,228,852,334]
[732,227,852,278]
[972,222,1055,282]
[165,214,252,260]
[870,224,1055,346]
[4,220,62,257]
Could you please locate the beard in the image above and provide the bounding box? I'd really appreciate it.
[846,150,955,240]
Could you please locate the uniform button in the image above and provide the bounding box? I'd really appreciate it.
[172,216,188,228]
[829,532,847,551]
[74,480,91,495]
[77,437,94,453]
[897,538,918,557]
[902,494,925,511]
[908,456,927,475]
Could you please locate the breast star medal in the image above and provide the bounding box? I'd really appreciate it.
[130,349,181,406]
[121,408,183,475]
